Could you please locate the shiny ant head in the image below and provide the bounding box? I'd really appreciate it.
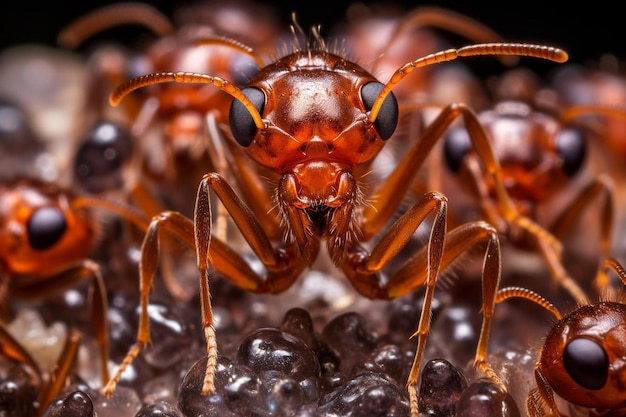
[442,101,588,204]
[110,40,567,173]
[228,50,399,171]
[539,301,626,408]
[0,179,95,276]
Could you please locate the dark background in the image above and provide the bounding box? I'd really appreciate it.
[0,0,620,78]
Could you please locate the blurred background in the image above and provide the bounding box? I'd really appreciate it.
[1,0,621,71]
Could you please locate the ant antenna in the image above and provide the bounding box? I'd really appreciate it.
[369,43,568,122]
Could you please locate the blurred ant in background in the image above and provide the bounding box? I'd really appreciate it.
[0,177,149,412]
[58,0,287,220]
[420,67,626,305]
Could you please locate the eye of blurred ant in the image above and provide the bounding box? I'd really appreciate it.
[73,121,133,192]
[443,126,472,172]
[555,127,586,176]
[229,54,260,87]
[27,206,68,250]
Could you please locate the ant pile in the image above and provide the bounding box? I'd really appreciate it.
[1,1,625,417]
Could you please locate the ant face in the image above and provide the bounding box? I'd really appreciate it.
[442,100,588,209]
[230,50,399,172]
[0,179,95,277]
[496,258,626,416]
[539,301,626,409]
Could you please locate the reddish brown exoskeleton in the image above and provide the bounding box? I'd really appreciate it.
[58,1,286,218]
[429,68,626,304]
[495,257,626,417]
[103,26,569,415]
[0,177,149,411]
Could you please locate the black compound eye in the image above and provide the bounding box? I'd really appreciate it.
[563,338,608,390]
[0,99,33,146]
[555,128,586,176]
[229,87,265,147]
[443,127,472,172]
[361,81,398,140]
[27,206,67,250]
[73,122,133,193]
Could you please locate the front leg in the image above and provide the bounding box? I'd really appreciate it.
[361,102,562,256]
[106,173,307,398]
[549,174,615,293]
[343,192,503,416]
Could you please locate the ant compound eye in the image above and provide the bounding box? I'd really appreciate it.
[443,127,472,172]
[73,122,133,193]
[229,87,265,147]
[555,128,586,176]
[563,338,608,390]
[361,81,398,140]
[27,206,68,250]
[0,99,33,146]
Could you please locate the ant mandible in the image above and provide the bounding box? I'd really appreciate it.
[495,257,626,416]
[103,23,568,415]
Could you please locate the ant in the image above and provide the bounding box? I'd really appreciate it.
[0,177,149,411]
[58,0,286,219]
[102,19,569,415]
[428,68,626,305]
[495,256,626,417]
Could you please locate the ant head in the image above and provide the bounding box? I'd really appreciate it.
[0,179,95,276]
[539,302,626,409]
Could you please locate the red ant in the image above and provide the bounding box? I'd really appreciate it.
[495,256,626,416]
[0,177,149,412]
[102,19,569,414]
[427,68,626,304]
[57,1,285,215]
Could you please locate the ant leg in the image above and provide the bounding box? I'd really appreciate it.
[0,323,41,377]
[528,367,561,417]
[107,173,304,397]
[222,138,283,239]
[362,102,562,256]
[549,174,615,293]
[195,173,305,395]
[103,211,195,397]
[204,113,281,241]
[37,328,83,415]
[11,260,110,386]
[128,180,196,300]
[346,190,503,415]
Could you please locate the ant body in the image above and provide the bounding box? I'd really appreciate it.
[103,20,569,415]
[429,68,623,304]
[495,257,626,417]
[0,177,148,411]
[58,0,286,218]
